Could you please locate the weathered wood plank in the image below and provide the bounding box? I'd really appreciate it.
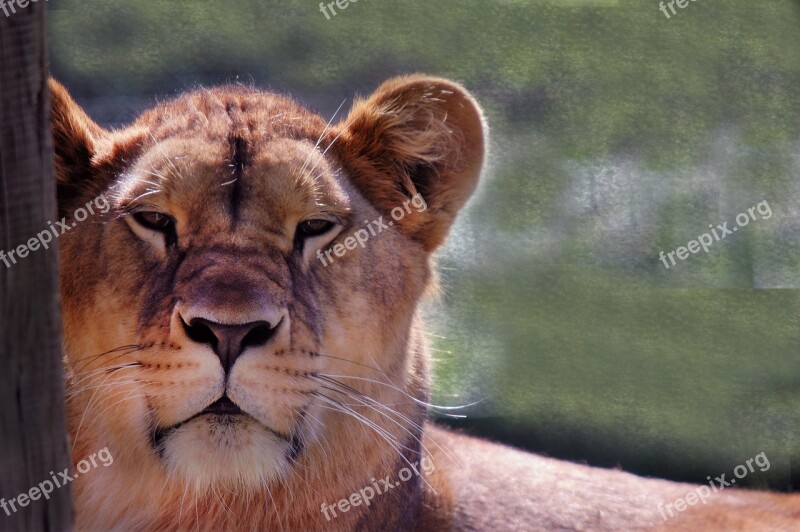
[0,3,72,530]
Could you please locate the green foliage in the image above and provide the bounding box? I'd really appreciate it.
[50,0,800,163]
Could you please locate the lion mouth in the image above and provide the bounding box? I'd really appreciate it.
[151,394,248,450]
[202,395,243,416]
[150,395,304,460]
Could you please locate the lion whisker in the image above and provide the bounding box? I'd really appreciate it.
[311,391,420,460]
[71,369,127,451]
[66,378,142,399]
[129,189,163,203]
[264,484,286,532]
[148,132,182,178]
[312,375,458,465]
[306,126,346,179]
[313,394,438,493]
[316,382,434,460]
[312,393,406,450]
[71,344,144,374]
[319,372,484,415]
[72,387,150,452]
[310,352,387,375]
[70,362,143,383]
[299,98,347,176]
[88,392,152,433]
[209,485,234,519]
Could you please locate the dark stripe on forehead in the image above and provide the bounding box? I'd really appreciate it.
[225,101,250,229]
[228,135,248,229]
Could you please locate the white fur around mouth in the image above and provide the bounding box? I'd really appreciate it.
[160,415,292,492]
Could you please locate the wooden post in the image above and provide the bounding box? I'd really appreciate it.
[0,3,73,530]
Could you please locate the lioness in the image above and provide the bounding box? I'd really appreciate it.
[51,76,799,530]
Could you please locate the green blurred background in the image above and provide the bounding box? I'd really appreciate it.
[48,0,800,490]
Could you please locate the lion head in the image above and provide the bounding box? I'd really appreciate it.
[52,75,484,529]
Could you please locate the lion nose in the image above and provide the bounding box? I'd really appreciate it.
[181,317,280,373]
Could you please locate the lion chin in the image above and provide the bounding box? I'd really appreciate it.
[158,414,292,492]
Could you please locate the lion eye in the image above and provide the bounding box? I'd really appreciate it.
[133,211,175,233]
[297,219,335,238]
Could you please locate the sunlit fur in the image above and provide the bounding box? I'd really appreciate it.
[53,75,483,530]
[52,76,800,531]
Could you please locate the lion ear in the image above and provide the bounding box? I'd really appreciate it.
[49,78,107,188]
[333,75,486,251]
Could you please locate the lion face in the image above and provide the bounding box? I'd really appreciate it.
[52,76,484,501]
[107,134,361,489]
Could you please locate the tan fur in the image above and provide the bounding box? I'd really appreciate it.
[51,76,800,531]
